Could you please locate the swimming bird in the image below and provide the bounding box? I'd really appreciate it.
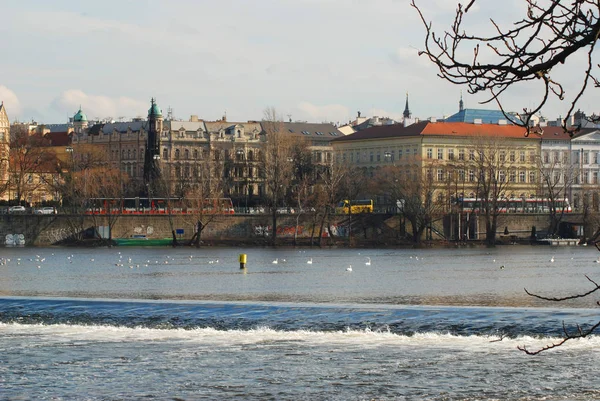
[346,265,353,272]
[500,265,505,270]
[365,257,371,266]
[307,258,313,264]
[550,256,555,263]
[272,258,279,264]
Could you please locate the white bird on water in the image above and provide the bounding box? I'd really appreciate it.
[365,257,371,266]
[346,265,353,272]
[550,256,555,263]
[272,258,279,264]
[307,258,313,264]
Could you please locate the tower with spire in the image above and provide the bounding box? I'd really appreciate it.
[143,98,163,193]
[403,92,411,119]
[459,91,464,112]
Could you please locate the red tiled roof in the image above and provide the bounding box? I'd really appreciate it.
[421,122,531,138]
[333,121,539,142]
[44,132,71,146]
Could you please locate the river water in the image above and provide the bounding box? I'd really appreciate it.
[1,245,600,400]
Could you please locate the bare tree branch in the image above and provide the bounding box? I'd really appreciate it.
[412,0,600,136]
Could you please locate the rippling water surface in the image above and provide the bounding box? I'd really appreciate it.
[1,246,600,400]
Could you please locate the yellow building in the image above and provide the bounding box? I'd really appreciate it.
[332,120,541,206]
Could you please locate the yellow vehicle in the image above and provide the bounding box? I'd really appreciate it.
[335,199,374,214]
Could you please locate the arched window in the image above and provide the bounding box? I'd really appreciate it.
[175,149,180,160]
[193,149,199,159]
[133,149,137,160]
[184,149,189,160]
[248,150,254,161]
[127,149,131,160]
[121,149,125,159]
[163,148,168,160]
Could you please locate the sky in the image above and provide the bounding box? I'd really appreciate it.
[1,0,598,125]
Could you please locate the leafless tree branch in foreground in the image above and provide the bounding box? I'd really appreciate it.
[412,0,600,136]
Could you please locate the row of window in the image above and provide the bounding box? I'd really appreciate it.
[426,148,536,163]
[111,148,261,162]
[544,150,600,165]
[342,148,420,163]
[424,168,537,184]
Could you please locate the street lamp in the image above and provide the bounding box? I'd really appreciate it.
[384,151,392,163]
[236,149,249,213]
[65,146,74,167]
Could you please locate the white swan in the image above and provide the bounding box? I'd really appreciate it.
[307,258,313,264]
[346,265,353,272]
[272,258,279,264]
[365,257,371,266]
[550,256,555,263]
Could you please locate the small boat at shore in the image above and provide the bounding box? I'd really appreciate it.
[113,236,173,247]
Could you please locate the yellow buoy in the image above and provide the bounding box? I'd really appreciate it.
[239,253,247,269]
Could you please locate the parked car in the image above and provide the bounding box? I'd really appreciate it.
[8,205,27,214]
[34,207,57,215]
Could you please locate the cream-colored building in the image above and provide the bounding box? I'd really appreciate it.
[332,120,541,207]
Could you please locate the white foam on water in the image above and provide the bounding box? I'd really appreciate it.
[3,322,599,352]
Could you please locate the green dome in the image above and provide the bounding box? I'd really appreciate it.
[148,100,162,117]
[73,108,87,122]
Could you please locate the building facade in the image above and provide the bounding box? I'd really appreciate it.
[332,121,541,208]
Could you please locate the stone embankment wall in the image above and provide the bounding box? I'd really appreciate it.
[0,214,350,246]
[0,212,587,246]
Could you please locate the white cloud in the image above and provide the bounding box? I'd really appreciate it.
[0,85,22,117]
[50,90,148,120]
[295,102,350,124]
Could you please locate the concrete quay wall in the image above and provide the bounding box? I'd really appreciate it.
[0,214,346,246]
[0,213,588,246]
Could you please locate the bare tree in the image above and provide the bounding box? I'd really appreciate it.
[315,152,348,246]
[466,134,518,244]
[376,164,446,244]
[412,0,600,135]
[537,149,577,236]
[6,126,57,204]
[184,155,226,247]
[261,107,296,246]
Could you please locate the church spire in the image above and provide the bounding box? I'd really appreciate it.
[403,92,411,119]
[459,91,464,112]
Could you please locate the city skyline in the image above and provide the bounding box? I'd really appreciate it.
[1,0,598,125]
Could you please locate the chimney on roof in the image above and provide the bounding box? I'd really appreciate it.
[473,118,482,125]
[429,117,437,123]
[190,115,199,122]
